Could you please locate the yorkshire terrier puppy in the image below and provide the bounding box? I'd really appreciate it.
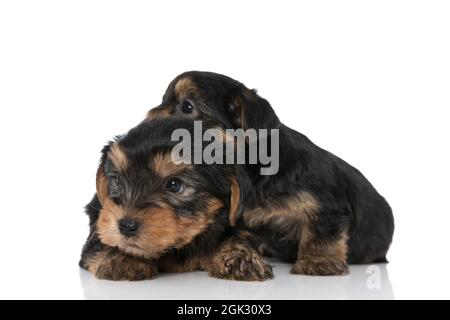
[146,71,395,276]
[80,118,273,281]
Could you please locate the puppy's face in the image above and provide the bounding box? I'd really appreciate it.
[147,71,279,130]
[95,121,241,259]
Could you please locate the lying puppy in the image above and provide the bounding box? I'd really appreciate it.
[146,71,395,275]
[79,118,273,281]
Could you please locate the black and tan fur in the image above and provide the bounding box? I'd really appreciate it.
[79,119,273,281]
[144,71,395,276]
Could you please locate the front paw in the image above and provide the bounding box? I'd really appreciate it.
[209,252,274,281]
[91,250,157,281]
[291,255,349,276]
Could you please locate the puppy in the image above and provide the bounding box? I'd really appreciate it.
[146,71,395,275]
[79,118,273,281]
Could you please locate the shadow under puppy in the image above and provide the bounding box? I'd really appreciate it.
[147,71,395,276]
[79,118,273,281]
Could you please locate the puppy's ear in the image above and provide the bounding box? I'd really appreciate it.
[229,176,241,227]
[96,164,108,205]
[95,142,113,205]
[228,167,252,227]
[228,88,280,130]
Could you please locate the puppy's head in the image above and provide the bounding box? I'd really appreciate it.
[147,71,280,130]
[95,119,246,259]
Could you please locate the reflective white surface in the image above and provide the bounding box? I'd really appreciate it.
[1,252,449,299]
[79,262,394,300]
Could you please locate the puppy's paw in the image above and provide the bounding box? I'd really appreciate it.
[90,250,157,281]
[291,256,349,276]
[209,251,274,281]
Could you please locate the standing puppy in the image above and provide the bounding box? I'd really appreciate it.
[147,71,394,275]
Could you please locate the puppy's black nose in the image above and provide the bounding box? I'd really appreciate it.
[118,218,140,237]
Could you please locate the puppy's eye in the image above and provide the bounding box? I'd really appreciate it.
[165,178,185,193]
[110,175,119,183]
[181,101,194,114]
[110,175,120,188]
[108,175,122,203]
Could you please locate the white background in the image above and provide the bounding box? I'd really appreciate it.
[0,0,449,299]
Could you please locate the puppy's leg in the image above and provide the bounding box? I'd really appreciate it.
[81,229,157,281]
[205,231,274,281]
[291,209,350,276]
[85,245,158,281]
